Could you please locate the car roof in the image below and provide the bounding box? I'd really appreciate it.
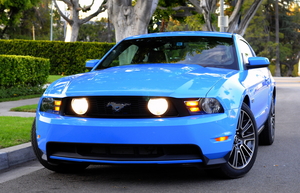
[124,31,235,40]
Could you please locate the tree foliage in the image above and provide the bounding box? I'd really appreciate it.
[245,0,300,76]
[150,0,191,32]
[5,0,58,40]
[0,0,41,38]
[150,0,264,36]
[78,18,115,42]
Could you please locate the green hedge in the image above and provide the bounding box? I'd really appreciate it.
[0,40,115,75]
[0,55,50,88]
[0,86,44,99]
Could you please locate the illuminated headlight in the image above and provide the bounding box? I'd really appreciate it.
[185,98,224,114]
[71,98,89,115]
[147,98,168,116]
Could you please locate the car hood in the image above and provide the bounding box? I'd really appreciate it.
[45,64,237,98]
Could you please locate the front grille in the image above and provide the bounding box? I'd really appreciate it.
[47,143,203,161]
[62,96,188,118]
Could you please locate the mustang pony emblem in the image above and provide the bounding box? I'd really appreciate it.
[106,102,131,112]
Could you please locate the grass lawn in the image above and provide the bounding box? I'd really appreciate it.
[47,75,65,83]
[0,75,64,149]
[0,116,34,148]
[0,94,42,103]
[10,104,38,112]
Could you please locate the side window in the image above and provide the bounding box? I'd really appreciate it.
[239,40,254,65]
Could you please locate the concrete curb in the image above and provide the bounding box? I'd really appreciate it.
[0,142,36,171]
[0,98,39,171]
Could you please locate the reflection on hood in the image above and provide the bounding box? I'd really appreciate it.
[45,64,237,98]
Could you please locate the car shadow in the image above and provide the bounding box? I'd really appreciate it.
[45,164,228,183]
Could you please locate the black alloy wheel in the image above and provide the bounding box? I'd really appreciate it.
[219,103,258,178]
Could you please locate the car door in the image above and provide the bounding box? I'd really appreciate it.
[238,40,271,128]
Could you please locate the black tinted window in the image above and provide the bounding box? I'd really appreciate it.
[96,36,238,70]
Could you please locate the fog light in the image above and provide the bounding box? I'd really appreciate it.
[147,98,168,116]
[71,98,89,115]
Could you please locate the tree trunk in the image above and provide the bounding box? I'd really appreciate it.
[226,0,264,35]
[275,0,281,76]
[107,0,159,42]
[193,0,264,36]
[286,64,293,77]
[64,3,80,42]
[199,0,217,31]
[65,22,80,42]
[54,0,106,42]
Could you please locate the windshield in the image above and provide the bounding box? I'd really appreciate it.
[96,36,238,70]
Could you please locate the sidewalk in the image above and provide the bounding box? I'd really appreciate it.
[0,98,39,117]
[0,98,40,171]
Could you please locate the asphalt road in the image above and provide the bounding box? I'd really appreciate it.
[0,77,300,193]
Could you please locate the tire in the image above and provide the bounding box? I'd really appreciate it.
[31,119,89,173]
[259,96,275,145]
[219,103,258,179]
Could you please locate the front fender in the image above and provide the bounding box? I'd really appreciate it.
[206,72,246,112]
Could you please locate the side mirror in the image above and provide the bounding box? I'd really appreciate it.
[86,59,101,70]
[247,57,270,69]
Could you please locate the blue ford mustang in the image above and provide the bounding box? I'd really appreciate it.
[32,31,276,178]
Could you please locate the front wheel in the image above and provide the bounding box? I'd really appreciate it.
[31,119,89,173]
[219,103,258,178]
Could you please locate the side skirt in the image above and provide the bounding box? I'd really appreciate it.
[257,125,265,135]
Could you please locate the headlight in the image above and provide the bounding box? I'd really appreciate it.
[185,98,224,114]
[147,98,168,116]
[200,98,224,114]
[40,98,62,114]
[71,98,89,115]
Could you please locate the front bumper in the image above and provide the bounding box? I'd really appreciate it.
[36,110,238,166]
